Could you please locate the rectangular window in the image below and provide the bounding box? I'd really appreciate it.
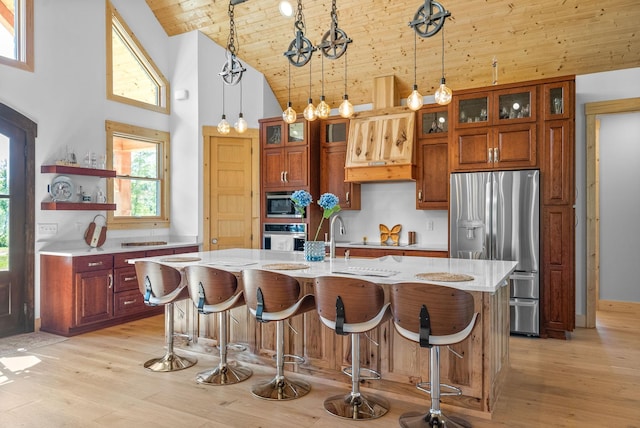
[106,121,170,230]
[0,0,33,71]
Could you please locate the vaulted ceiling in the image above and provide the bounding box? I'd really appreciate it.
[146,0,640,111]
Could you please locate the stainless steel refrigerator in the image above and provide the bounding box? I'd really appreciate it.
[450,170,540,336]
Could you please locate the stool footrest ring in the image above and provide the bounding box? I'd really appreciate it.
[416,381,462,397]
[342,366,381,381]
[271,353,306,365]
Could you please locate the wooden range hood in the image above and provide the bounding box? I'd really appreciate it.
[344,76,416,183]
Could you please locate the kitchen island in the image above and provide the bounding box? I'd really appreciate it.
[136,249,516,419]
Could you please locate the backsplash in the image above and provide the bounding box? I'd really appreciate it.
[333,182,448,248]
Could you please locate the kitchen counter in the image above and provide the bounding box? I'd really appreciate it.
[335,240,448,252]
[39,236,201,257]
[134,248,515,418]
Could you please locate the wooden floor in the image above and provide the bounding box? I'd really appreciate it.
[1,311,639,427]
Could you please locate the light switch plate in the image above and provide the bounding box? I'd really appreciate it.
[38,223,58,235]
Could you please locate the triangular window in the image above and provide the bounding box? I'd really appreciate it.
[106,1,169,114]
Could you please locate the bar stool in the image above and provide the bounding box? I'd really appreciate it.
[389,282,478,428]
[135,261,197,372]
[314,276,392,420]
[184,265,252,385]
[241,269,316,400]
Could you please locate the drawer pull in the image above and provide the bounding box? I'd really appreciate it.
[88,261,104,267]
[123,299,137,305]
[124,276,136,282]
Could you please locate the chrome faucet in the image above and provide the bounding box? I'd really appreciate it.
[329,215,346,259]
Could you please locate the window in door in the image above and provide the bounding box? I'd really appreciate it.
[106,0,169,114]
[106,120,170,230]
[0,0,34,71]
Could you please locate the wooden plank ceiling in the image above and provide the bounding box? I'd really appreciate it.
[145,0,640,111]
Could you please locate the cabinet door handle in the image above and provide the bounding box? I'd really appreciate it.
[88,261,103,267]
[283,171,288,182]
[124,276,136,282]
[280,171,285,182]
[123,299,137,305]
[494,147,499,162]
[108,274,113,289]
[418,189,423,202]
[488,148,493,163]
[346,191,350,203]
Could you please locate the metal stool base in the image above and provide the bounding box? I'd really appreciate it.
[196,361,252,385]
[399,411,471,428]
[323,392,390,420]
[251,376,311,401]
[144,352,197,372]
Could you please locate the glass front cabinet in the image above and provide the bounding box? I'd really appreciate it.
[416,105,449,209]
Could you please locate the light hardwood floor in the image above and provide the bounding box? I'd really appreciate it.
[1,311,639,427]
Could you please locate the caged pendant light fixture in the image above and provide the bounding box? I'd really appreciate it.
[218,0,246,134]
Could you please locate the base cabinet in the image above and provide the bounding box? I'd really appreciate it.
[40,245,199,336]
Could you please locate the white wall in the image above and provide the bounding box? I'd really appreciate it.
[575,67,640,314]
[598,112,640,302]
[0,0,278,318]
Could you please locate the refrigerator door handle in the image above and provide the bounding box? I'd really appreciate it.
[488,148,493,163]
[510,299,538,307]
[510,272,536,280]
[494,147,499,162]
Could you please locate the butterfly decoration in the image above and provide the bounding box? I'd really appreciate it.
[379,224,402,246]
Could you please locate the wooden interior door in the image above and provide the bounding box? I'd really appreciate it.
[204,129,256,250]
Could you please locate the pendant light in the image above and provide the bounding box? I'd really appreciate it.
[282,62,297,123]
[338,50,354,118]
[303,57,317,121]
[234,80,248,133]
[434,27,452,105]
[316,54,331,119]
[407,31,423,111]
[217,83,231,134]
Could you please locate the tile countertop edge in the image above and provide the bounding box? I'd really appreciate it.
[39,237,201,257]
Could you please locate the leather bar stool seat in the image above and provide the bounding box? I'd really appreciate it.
[135,261,197,372]
[242,269,316,400]
[314,276,392,420]
[184,265,252,385]
[390,282,478,428]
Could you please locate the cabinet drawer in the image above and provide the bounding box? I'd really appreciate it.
[114,251,145,268]
[114,290,147,317]
[73,254,113,272]
[114,266,139,292]
[174,245,199,254]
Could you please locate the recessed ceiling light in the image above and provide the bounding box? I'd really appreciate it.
[279,1,293,17]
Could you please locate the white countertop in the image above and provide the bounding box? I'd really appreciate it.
[132,248,517,293]
[39,237,201,257]
[335,241,448,252]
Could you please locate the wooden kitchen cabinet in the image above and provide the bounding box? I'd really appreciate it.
[40,245,198,336]
[320,117,360,210]
[260,117,318,190]
[451,86,537,171]
[416,105,450,209]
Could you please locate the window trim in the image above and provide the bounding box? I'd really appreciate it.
[0,0,34,72]
[105,120,170,230]
[105,0,170,114]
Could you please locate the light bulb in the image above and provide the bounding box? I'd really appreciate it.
[303,99,317,121]
[339,95,354,118]
[316,96,331,119]
[282,102,297,124]
[434,78,452,105]
[407,85,424,111]
[279,1,293,17]
[234,113,248,133]
[217,114,230,134]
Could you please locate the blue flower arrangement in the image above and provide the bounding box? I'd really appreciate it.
[291,190,341,241]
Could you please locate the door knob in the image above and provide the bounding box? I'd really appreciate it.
[211,238,218,244]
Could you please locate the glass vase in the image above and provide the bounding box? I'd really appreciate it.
[304,241,325,262]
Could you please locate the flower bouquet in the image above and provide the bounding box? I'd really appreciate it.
[291,190,341,261]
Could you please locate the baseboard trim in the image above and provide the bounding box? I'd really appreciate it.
[575,314,586,328]
[597,300,640,315]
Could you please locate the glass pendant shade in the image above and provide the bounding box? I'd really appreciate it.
[407,85,424,111]
[339,95,354,118]
[234,113,248,133]
[282,102,297,124]
[303,99,317,121]
[217,114,230,134]
[434,78,452,105]
[316,96,331,119]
